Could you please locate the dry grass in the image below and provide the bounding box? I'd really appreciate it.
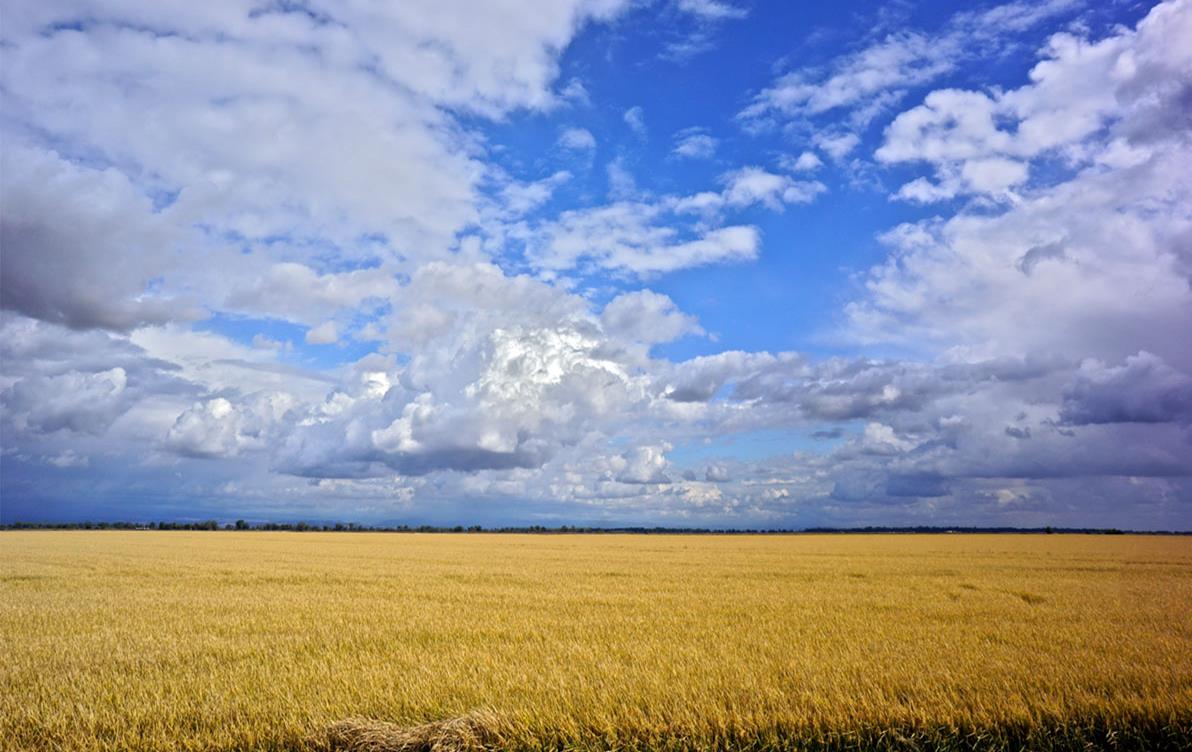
[320,711,509,752]
[1,532,1189,751]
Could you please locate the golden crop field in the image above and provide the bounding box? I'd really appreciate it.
[1,532,1190,752]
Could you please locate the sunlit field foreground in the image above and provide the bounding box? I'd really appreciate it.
[2,533,1190,751]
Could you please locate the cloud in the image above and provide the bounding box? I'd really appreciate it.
[226,263,396,326]
[661,352,1059,431]
[704,463,731,482]
[615,444,672,484]
[601,290,704,345]
[664,0,748,61]
[2,1,630,114]
[500,171,573,215]
[526,200,761,276]
[673,132,718,159]
[784,151,824,172]
[251,334,292,352]
[129,325,330,400]
[878,0,1192,200]
[852,143,1191,368]
[275,316,651,478]
[0,146,197,331]
[846,1,1192,374]
[552,166,828,262]
[623,106,647,137]
[558,127,597,151]
[4,0,1191,530]
[606,159,639,200]
[814,132,860,160]
[4,368,132,436]
[233,263,664,480]
[1005,425,1031,439]
[381,262,587,354]
[305,322,339,346]
[1060,352,1192,425]
[1015,241,1068,276]
[741,0,1082,126]
[0,315,199,444]
[166,393,296,458]
[558,78,591,106]
[45,450,89,469]
[743,32,950,122]
[721,167,827,209]
[0,0,635,300]
[676,0,747,21]
[891,156,1030,203]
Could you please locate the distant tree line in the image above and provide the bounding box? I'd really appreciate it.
[3,521,1187,534]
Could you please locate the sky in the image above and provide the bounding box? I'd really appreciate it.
[1,0,1190,529]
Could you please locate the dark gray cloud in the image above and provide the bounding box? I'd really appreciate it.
[1016,241,1068,276]
[665,352,1059,423]
[0,315,198,438]
[0,148,197,331]
[1061,352,1192,425]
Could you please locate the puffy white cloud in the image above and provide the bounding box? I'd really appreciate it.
[229,263,655,480]
[784,151,823,172]
[879,0,1192,200]
[3,24,473,257]
[384,262,590,355]
[877,90,1010,164]
[721,167,827,209]
[275,321,649,478]
[891,156,1030,203]
[167,393,296,458]
[850,142,1192,367]
[0,0,635,334]
[614,445,672,484]
[3,1,631,115]
[601,290,704,345]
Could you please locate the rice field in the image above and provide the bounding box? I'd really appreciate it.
[1,532,1189,751]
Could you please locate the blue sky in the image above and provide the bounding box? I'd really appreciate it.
[2,0,1190,528]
